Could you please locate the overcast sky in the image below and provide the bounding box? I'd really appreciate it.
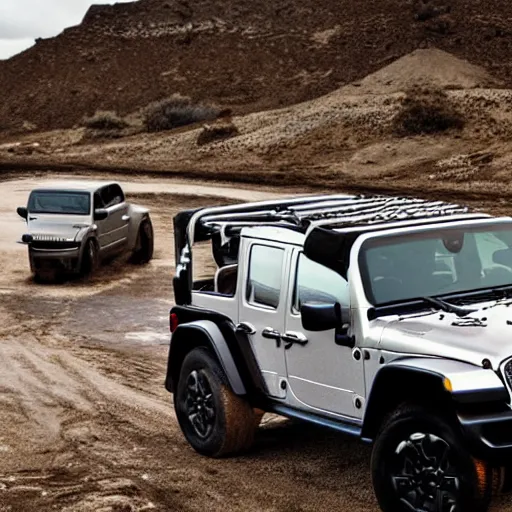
[0,0,136,60]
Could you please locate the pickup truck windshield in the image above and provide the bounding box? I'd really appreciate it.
[361,223,512,305]
[28,191,91,215]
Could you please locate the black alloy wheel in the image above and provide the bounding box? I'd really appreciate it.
[372,404,493,512]
[184,369,216,439]
[391,432,459,512]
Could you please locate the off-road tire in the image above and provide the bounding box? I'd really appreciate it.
[371,403,493,512]
[80,239,98,278]
[130,218,154,265]
[175,347,256,457]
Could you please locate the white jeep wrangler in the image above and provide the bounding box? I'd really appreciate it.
[17,180,153,281]
[166,193,512,512]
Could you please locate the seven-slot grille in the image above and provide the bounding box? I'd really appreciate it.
[33,235,69,242]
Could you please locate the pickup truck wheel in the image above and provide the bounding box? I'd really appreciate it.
[130,218,154,264]
[80,239,98,277]
[371,404,492,512]
[175,347,256,457]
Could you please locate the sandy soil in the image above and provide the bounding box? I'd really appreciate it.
[1,173,512,512]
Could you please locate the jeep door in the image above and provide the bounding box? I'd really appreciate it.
[97,184,129,254]
[238,240,290,399]
[283,250,366,419]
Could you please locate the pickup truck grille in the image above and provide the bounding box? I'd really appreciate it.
[505,359,512,390]
[33,235,69,242]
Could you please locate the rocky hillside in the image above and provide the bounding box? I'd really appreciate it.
[1,0,512,130]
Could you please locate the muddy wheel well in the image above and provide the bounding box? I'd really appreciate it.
[166,322,247,397]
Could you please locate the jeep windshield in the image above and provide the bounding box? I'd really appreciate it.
[28,191,91,215]
[360,222,512,306]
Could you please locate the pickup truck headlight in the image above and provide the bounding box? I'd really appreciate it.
[505,359,512,389]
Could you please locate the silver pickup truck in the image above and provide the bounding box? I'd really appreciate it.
[17,180,153,281]
[166,193,512,512]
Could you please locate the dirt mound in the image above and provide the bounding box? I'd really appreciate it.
[3,0,512,130]
[345,49,502,94]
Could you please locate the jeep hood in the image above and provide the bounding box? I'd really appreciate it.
[379,301,512,370]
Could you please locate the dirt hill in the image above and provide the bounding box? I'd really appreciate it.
[1,0,512,131]
[3,48,512,197]
[343,48,502,94]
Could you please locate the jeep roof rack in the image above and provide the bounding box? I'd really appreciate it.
[187,193,482,241]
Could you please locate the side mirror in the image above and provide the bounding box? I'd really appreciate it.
[17,207,28,219]
[94,208,108,221]
[300,302,345,332]
[301,302,354,348]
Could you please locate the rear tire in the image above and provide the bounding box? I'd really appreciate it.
[371,403,493,512]
[130,218,154,264]
[174,347,256,457]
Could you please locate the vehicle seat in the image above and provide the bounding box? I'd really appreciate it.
[493,249,512,269]
[483,266,512,287]
[214,264,238,295]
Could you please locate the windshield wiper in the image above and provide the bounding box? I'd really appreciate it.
[436,286,512,307]
[421,296,477,318]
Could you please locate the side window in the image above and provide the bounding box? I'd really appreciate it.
[109,184,125,206]
[100,186,113,208]
[294,254,349,310]
[246,245,284,309]
[101,184,124,208]
[93,192,104,210]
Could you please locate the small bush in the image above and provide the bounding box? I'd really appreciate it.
[392,87,464,136]
[197,122,239,145]
[144,94,220,132]
[413,1,450,22]
[82,110,128,130]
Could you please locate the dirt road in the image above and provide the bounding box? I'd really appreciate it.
[0,174,511,512]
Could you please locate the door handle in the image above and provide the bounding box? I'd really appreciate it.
[122,215,130,221]
[281,331,308,350]
[261,327,282,348]
[236,322,256,335]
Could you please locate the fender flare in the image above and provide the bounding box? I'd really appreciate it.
[127,205,151,251]
[361,357,508,441]
[166,319,246,396]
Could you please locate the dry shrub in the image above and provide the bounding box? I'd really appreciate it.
[82,110,128,130]
[393,87,464,136]
[197,122,239,145]
[144,94,219,132]
[413,1,450,22]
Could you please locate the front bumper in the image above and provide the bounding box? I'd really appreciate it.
[459,409,512,463]
[29,246,81,273]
